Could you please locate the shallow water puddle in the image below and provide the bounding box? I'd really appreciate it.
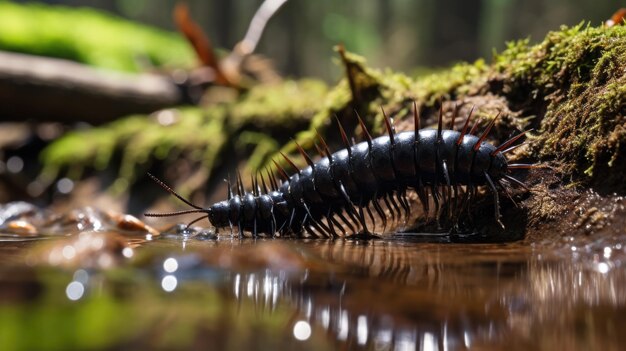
[0,204,624,350]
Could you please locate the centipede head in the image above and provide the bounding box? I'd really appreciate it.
[489,152,509,180]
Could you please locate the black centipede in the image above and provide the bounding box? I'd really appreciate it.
[145,103,533,238]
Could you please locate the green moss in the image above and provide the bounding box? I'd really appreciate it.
[0,2,194,72]
[492,23,626,189]
[229,79,328,130]
[40,80,328,190]
[41,107,227,192]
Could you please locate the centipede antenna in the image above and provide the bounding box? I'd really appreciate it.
[491,130,532,156]
[484,172,504,229]
[335,116,353,157]
[144,209,207,217]
[259,170,269,194]
[381,106,395,145]
[272,160,290,182]
[226,177,233,200]
[279,152,300,175]
[185,215,207,229]
[507,163,536,170]
[294,140,315,168]
[504,175,531,191]
[355,110,372,147]
[456,105,475,145]
[473,112,500,151]
[147,173,202,210]
[413,101,420,133]
[449,102,458,130]
[437,102,444,141]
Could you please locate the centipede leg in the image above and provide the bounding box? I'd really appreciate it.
[326,208,342,238]
[326,214,337,238]
[431,185,441,228]
[335,210,356,234]
[461,184,475,226]
[387,193,402,223]
[416,180,429,220]
[441,160,452,223]
[357,203,369,234]
[288,208,297,231]
[303,218,318,237]
[270,214,277,238]
[397,189,411,224]
[485,172,504,229]
[253,217,258,238]
[302,202,332,237]
[382,195,396,224]
[371,197,388,234]
[364,202,377,233]
[337,181,364,232]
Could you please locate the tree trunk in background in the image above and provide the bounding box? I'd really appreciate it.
[428,0,482,65]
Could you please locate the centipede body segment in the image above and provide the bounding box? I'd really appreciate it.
[146,104,532,237]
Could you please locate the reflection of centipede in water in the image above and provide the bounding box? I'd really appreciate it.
[146,103,532,237]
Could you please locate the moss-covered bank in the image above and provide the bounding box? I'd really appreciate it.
[41,23,626,235]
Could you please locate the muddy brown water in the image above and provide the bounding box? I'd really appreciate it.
[0,204,624,350]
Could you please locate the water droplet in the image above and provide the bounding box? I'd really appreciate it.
[161,275,177,292]
[293,320,311,341]
[62,245,76,260]
[163,257,178,273]
[7,156,23,173]
[66,281,85,301]
[122,247,134,258]
[597,262,610,274]
[56,178,74,194]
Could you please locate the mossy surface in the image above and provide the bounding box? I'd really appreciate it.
[40,80,328,192]
[0,2,194,72]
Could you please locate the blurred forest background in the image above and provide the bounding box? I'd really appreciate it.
[8,0,619,80]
